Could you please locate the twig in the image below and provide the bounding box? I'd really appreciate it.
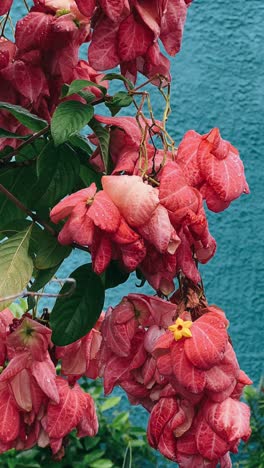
[0,183,57,236]
[0,278,76,303]
[0,10,10,38]
[0,126,49,163]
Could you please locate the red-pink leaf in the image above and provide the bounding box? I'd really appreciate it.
[177,130,202,186]
[88,17,119,70]
[198,129,248,202]
[15,12,53,51]
[157,422,178,461]
[196,417,229,460]
[91,232,112,275]
[88,191,121,232]
[205,398,251,443]
[184,313,228,370]
[75,0,96,17]
[77,392,98,437]
[100,0,126,22]
[112,218,140,245]
[160,0,188,56]
[0,0,13,15]
[117,13,154,62]
[120,238,146,271]
[159,162,200,221]
[1,61,49,102]
[205,343,239,393]
[147,397,178,447]
[47,378,87,439]
[171,342,206,393]
[0,352,30,383]
[103,355,130,395]
[0,385,20,443]
[31,355,59,403]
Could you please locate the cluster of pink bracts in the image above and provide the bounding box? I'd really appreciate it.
[51,117,249,295]
[0,0,191,149]
[0,311,98,458]
[99,294,252,466]
[0,293,251,466]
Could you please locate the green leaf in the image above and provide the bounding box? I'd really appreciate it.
[103,73,134,90]
[80,164,102,190]
[83,450,106,464]
[34,142,79,207]
[0,128,30,139]
[102,261,129,289]
[100,396,121,412]
[69,133,93,155]
[50,264,105,345]
[51,101,94,146]
[0,226,33,311]
[34,230,71,269]
[65,79,107,97]
[0,102,48,131]
[122,444,132,468]
[106,91,133,116]
[89,118,110,173]
[112,412,129,428]
[90,460,113,468]
[0,166,38,225]
[29,264,62,292]
[83,436,100,452]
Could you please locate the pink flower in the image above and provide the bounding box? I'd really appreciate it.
[147,397,194,462]
[88,0,192,81]
[56,315,103,380]
[102,175,159,227]
[50,183,121,246]
[177,128,249,212]
[7,316,52,361]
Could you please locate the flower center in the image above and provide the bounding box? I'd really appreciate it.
[168,317,193,341]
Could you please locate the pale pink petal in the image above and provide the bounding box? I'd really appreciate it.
[10,369,32,412]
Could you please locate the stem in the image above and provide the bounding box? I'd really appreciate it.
[0,10,10,38]
[0,183,56,236]
[0,126,50,163]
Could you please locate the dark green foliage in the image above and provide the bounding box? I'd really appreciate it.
[50,264,105,346]
[233,380,264,467]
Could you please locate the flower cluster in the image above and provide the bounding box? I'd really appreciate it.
[0,0,104,149]
[0,312,98,458]
[51,116,248,295]
[98,292,252,467]
[0,0,193,149]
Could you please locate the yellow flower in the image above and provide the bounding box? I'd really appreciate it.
[168,317,193,341]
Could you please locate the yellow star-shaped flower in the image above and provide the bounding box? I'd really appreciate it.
[168,317,193,341]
